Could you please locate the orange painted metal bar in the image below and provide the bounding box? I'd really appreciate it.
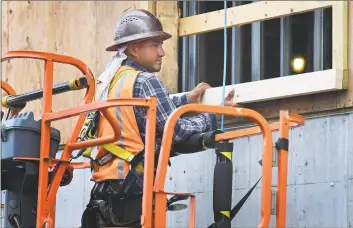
[189,195,196,228]
[162,192,195,196]
[288,112,305,124]
[215,111,305,142]
[1,50,96,105]
[45,99,153,210]
[276,111,289,228]
[46,98,150,121]
[1,80,20,116]
[276,111,304,227]
[155,192,196,228]
[47,121,90,224]
[45,98,153,211]
[68,109,121,150]
[37,59,54,226]
[2,51,93,79]
[153,105,273,228]
[154,193,168,226]
[46,98,156,224]
[1,80,16,95]
[12,157,90,169]
[215,121,301,142]
[12,157,41,162]
[45,99,156,227]
[67,162,91,169]
[141,97,157,228]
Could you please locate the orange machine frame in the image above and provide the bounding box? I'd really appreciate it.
[1,50,304,228]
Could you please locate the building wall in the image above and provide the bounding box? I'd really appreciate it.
[229,2,353,121]
[3,1,352,227]
[1,1,179,145]
[55,111,353,227]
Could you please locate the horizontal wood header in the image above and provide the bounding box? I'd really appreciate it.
[179,1,334,37]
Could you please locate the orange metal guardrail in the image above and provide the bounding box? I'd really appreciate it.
[151,106,304,228]
[216,110,304,227]
[2,50,305,228]
[45,97,157,227]
[1,51,158,228]
[152,105,273,228]
[2,50,94,227]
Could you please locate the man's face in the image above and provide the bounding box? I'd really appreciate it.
[127,38,165,72]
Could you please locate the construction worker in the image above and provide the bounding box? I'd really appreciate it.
[80,9,235,228]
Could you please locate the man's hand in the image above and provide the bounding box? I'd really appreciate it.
[187,82,211,104]
[223,88,240,107]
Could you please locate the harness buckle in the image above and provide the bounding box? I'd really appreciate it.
[95,153,115,166]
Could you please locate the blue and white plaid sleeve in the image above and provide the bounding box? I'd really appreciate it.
[139,74,217,144]
[170,94,189,108]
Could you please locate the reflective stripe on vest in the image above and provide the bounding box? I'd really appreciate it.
[91,66,145,182]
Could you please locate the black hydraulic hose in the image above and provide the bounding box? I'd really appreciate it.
[2,77,88,109]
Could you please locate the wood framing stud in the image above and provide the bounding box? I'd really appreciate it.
[332,1,348,70]
[139,1,156,15]
[179,1,335,37]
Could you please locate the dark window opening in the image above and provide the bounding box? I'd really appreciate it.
[291,12,315,74]
[263,18,281,79]
[178,1,332,93]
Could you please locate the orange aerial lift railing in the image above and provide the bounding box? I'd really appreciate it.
[152,106,304,228]
[1,50,157,228]
[1,50,304,228]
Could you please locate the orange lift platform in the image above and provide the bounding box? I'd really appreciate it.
[1,51,304,228]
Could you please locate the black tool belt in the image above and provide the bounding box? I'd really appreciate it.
[81,173,143,228]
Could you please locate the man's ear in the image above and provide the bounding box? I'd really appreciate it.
[127,43,138,58]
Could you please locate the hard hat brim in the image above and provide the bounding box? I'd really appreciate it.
[105,31,172,52]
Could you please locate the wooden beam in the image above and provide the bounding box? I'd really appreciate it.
[171,69,346,105]
[139,1,156,15]
[332,1,348,73]
[179,1,334,37]
[155,1,179,93]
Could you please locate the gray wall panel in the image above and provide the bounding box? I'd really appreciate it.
[348,179,353,227]
[287,115,350,185]
[285,181,347,228]
[55,152,92,227]
[165,112,353,227]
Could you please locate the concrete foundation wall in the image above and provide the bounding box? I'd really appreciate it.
[55,111,353,227]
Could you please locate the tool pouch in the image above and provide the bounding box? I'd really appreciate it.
[118,170,143,196]
[80,200,106,228]
[81,172,143,227]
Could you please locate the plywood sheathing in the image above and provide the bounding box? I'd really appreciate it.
[1,1,142,144]
[154,1,179,94]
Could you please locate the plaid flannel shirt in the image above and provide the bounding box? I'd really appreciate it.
[121,59,217,156]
